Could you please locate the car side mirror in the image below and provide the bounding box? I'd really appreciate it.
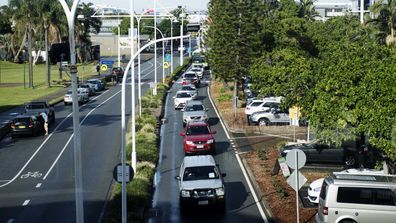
[180,132,185,136]
[211,131,217,134]
[175,176,181,181]
[221,173,227,178]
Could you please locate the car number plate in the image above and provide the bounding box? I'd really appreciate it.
[197,145,204,149]
[18,126,26,128]
[198,200,208,205]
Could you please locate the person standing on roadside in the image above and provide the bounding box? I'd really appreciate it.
[40,112,49,135]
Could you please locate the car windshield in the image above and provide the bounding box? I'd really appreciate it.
[186,125,210,135]
[184,73,196,79]
[192,68,201,72]
[183,166,219,181]
[185,105,204,112]
[66,90,72,95]
[177,93,191,98]
[26,104,46,109]
[182,86,195,91]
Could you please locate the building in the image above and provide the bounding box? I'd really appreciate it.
[312,0,374,21]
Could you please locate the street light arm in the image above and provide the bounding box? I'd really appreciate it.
[144,25,164,38]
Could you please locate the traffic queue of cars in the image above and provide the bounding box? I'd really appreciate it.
[64,78,105,105]
[173,66,226,214]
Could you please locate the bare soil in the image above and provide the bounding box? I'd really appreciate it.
[210,79,329,223]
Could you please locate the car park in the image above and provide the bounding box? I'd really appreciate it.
[181,100,208,126]
[182,72,200,88]
[307,169,385,204]
[11,114,43,138]
[175,155,226,213]
[245,97,282,123]
[180,120,216,155]
[173,90,194,109]
[249,108,290,126]
[316,173,396,223]
[280,141,359,167]
[24,101,55,124]
[180,84,198,98]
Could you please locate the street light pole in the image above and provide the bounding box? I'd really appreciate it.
[58,1,84,223]
[144,26,165,83]
[137,17,142,116]
[153,0,158,95]
[179,7,184,66]
[170,19,174,73]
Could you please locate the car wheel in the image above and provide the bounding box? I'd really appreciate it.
[345,155,356,167]
[64,102,68,105]
[258,118,269,126]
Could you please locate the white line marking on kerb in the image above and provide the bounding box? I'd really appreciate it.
[207,86,269,223]
[22,200,30,206]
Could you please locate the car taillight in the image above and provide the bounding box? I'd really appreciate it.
[11,123,15,129]
[322,206,328,215]
[29,123,33,128]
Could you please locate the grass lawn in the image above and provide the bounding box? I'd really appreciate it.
[0,61,102,111]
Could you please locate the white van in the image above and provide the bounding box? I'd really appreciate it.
[316,173,396,223]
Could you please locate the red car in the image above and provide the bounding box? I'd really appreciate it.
[180,121,216,155]
[182,72,200,88]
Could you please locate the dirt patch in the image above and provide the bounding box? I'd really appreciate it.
[0,83,22,87]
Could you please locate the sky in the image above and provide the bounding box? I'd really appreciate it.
[0,0,210,12]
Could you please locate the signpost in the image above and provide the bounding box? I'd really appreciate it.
[113,163,134,183]
[285,149,307,223]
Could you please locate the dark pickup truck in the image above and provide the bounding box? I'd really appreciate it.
[24,101,55,124]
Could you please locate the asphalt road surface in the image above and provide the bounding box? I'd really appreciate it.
[0,53,181,223]
[148,71,270,223]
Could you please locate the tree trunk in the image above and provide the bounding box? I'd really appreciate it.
[28,24,33,88]
[13,29,27,62]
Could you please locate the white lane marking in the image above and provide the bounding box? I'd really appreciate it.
[0,89,111,188]
[35,183,42,188]
[22,200,30,206]
[207,86,269,223]
[43,90,121,180]
[6,219,14,223]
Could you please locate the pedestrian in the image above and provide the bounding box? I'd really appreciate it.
[40,112,49,135]
[96,64,100,75]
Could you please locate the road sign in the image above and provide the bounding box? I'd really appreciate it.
[165,54,171,62]
[163,62,170,68]
[113,163,134,183]
[285,149,306,170]
[278,157,290,177]
[100,64,108,71]
[101,60,114,65]
[287,170,307,191]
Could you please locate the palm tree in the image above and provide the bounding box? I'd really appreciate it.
[369,0,396,45]
[298,0,319,22]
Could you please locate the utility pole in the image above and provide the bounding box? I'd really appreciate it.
[234,12,242,121]
[58,1,84,223]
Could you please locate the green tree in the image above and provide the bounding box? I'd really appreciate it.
[298,0,319,21]
[369,0,396,45]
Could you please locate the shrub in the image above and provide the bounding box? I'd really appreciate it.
[217,93,233,102]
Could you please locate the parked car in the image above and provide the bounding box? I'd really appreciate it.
[173,90,194,109]
[280,141,359,167]
[245,97,282,124]
[181,100,208,126]
[64,89,89,105]
[180,84,198,98]
[24,101,55,124]
[112,66,125,83]
[316,173,396,223]
[11,114,43,138]
[87,78,105,91]
[307,168,385,204]
[182,72,200,88]
[78,88,90,101]
[175,155,226,213]
[79,83,96,96]
[249,108,290,126]
[180,120,216,155]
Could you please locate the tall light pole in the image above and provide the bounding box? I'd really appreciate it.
[179,6,185,66]
[118,14,121,67]
[145,26,165,83]
[58,1,84,223]
[153,0,158,95]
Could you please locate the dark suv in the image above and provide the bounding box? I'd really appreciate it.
[180,120,216,155]
[112,67,124,83]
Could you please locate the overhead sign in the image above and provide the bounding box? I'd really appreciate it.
[113,163,134,183]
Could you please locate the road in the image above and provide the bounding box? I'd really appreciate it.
[148,71,269,222]
[0,53,181,223]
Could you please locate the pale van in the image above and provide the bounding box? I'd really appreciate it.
[316,173,396,223]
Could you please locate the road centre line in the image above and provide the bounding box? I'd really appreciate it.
[207,87,269,223]
[22,200,30,206]
[0,89,111,188]
[43,90,121,180]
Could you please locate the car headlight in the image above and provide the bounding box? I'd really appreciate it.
[207,139,214,144]
[186,141,194,145]
[181,190,191,198]
[313,187,321,192]
[215,187,225,196]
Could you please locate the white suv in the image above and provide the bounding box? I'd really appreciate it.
[245,97,282,124]
[249,108,290,126]
[175,155,226,213]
